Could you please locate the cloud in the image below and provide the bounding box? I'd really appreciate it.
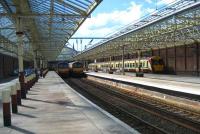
[69,1,144,51]
[157,0,177,5]
[73,1,142,38]
[145,0,152,4]
[145,8,156,14]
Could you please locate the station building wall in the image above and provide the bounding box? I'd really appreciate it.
[0,53,32,79]
[150,43,200,76]
[97,43,200,76]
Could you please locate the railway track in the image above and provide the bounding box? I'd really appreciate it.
[85,79,200,122]
[65,78,200,134]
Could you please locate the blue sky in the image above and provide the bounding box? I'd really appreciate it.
[68,0,177,51]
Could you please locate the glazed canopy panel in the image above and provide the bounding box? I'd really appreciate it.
[0,0,102,61]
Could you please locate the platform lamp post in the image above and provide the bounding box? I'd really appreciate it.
[85,60,88,71]
[35,50,40,81]
[16,17,26,99]
[136,49,144,77]
[33,50,39,81]
[109,56,113,74]
[122,45,125,75]
[40,57,43,77]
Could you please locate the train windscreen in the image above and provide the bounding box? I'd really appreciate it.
[73,62,83,68]
[58,63,68,68]
[152,59,164,65]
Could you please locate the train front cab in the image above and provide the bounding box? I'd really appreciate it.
[57,62,70,78]
[70,62,84,77]
[150,56,165,73]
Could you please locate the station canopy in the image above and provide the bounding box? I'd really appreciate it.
[56,44,77,61]
[0,0,102,61]
[74,0,200,61]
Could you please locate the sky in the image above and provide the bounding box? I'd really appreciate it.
[68,0,177,51]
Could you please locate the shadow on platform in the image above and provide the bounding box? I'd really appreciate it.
[16,113,37,118]
[26,98,94,109]
[8,125,35,134]
[20,105,37,109]
[27,98,72,106]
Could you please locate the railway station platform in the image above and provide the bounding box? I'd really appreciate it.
[0,71,138,134]
[86,72,200,96]
[125,72,200,84]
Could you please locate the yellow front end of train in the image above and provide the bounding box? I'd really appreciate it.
[150,56,165,73]
[69,61,84,77]
[72,68,84,75]
[57,62,70,78]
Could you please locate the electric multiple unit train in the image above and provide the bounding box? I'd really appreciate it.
[88,56,165,73]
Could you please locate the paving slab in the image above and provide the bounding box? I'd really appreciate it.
[0,71,138,134]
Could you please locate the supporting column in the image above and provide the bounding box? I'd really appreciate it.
[86,60,88,71]
[16,82,21,105]
[196,42,199,76]
[109,56,113,74]
[151,48,154,56]
[40,59,43,77]
[158,47,161,56]
[2,89,11,126]
[83,60,86,70]
[33,50,39,81]
[174,45,177,74]
[11,85,18,113]
[136,49,144,77]
[184,44,187,72]
[165,46,168,73]
[16,17,26,99]
[122,45,125,75]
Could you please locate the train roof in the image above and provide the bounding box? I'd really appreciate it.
[69,61,82,64]
[89,56,163,64]
[58,62,68,64]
